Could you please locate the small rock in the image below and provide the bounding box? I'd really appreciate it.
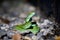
[32,35,38,40]
[3,36,12,40]
[7,30,15,38]
[0,30,7,37]
[1,27,6,30]
[23,36,32,40]
[7,17,16,21]
[32,16,40,22]
[19,13,27,18]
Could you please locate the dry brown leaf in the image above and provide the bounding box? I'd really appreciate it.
[12,33,22,40]
[55,36,60,40]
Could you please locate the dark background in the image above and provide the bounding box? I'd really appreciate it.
[28,0,60,24]
[0,0,60,24]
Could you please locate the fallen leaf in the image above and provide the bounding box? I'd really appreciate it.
[55,36,60,40]
[12,33,22,40]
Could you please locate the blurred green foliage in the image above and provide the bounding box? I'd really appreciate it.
[14,12,39,34]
